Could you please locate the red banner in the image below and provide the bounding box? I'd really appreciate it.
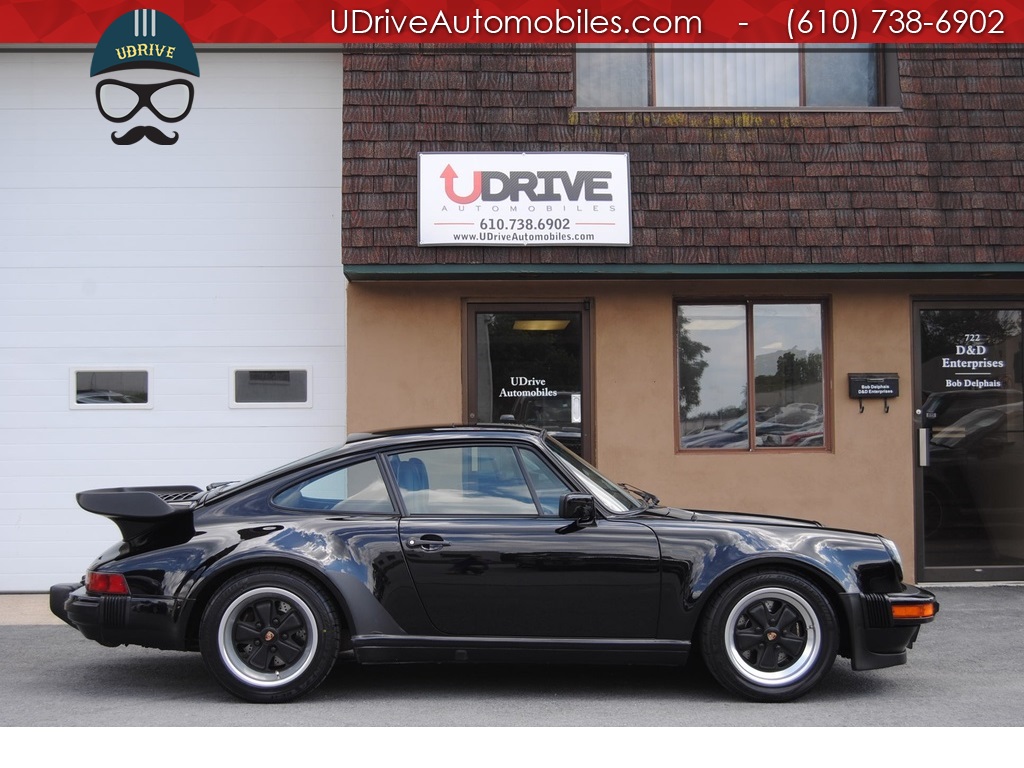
[2,0,1023,43]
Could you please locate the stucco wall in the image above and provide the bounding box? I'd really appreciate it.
[348,277,1024,582]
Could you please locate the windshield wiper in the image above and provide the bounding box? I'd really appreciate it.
[620,483,660,508]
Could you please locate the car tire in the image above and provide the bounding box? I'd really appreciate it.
[700,570,838,702]
[199,567,341,703]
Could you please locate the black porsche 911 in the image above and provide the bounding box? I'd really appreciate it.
[50,425,938,703]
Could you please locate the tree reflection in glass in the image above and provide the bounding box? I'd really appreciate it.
[677,303,825,450]
[678,305,748,449]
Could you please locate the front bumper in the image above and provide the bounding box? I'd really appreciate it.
[841,584,939,671]
[49,582,191,650]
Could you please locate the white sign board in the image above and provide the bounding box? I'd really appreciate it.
[418,152,631,246]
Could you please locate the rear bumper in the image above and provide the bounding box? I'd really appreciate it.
[49,582,78,627]
[49,582,191,650]
[841,585,939,671]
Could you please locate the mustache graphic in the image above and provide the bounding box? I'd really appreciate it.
[110,126,180,145]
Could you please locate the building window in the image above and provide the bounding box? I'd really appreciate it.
[71,369,151,409]
[677,302,827,450]
[232,368,311,407]
[577,44,894,109]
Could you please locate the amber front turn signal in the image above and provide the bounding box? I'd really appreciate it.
[892,603,936,620]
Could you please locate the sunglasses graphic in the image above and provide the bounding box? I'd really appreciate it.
[95,79,195,123]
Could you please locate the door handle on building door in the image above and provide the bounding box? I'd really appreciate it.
[918,428,931,467]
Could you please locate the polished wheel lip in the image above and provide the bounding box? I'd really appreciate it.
[217,586,319,689]
[724,586,821,688]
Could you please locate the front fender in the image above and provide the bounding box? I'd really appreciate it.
[654,522,900,640]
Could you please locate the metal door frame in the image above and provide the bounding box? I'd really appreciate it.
[913,299,1024,582]
[464,300,594,462]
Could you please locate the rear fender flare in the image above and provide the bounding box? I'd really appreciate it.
[183,552,404,646]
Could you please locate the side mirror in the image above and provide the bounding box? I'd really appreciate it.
[559,493,597,524]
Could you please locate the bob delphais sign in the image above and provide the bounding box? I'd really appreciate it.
[418,153,631,247]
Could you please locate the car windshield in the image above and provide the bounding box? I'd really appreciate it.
[544,435,645,513]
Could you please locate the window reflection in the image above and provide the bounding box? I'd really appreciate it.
[918,307,1024,573]
[74,369,149,406]
[752,304,825,447]
[577,44,883,109]
[677,302,826,450]
[233,369,309,405]
[678,305,747,448]
[474,310,583,455]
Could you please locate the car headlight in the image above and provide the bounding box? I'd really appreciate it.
[880,536,904,581]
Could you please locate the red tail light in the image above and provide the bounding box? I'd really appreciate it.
[86,571,130,595]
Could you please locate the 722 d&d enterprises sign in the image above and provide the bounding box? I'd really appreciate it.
[418,153,631,246]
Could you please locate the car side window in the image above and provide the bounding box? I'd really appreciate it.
[273,458,395,513]
[390,445,539,516]
[518,449,572,515]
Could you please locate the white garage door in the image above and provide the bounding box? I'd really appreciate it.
[0,51,346,591]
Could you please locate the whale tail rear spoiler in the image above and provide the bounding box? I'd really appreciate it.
[76,486,202,548]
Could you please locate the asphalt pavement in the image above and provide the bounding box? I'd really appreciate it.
[3,585,1023,731]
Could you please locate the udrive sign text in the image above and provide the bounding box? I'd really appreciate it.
[418,153,631,246]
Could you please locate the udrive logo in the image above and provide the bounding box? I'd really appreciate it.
[90,9,200,145]
[440,163,615,205]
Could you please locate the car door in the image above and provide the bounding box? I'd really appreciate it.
[391,443,661,638]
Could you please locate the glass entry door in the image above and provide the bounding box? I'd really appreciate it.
[467,303,591,460]
[915,303,1024,581]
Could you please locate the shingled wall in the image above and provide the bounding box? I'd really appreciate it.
[341,45,1024,269]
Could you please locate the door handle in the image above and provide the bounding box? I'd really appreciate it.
[406,536,451,551]
[918,427,931,467]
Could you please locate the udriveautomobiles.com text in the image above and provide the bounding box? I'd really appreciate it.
[330,8,703,37]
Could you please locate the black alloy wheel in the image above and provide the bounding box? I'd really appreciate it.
[199,567,341,703]
[700,570,838,702]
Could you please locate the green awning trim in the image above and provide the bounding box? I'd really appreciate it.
[343,262,1024,281]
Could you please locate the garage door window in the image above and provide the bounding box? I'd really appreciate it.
[232,368,311,407]
[72,369,151,409]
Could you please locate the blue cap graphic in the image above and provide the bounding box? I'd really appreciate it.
[90,9,199,77]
